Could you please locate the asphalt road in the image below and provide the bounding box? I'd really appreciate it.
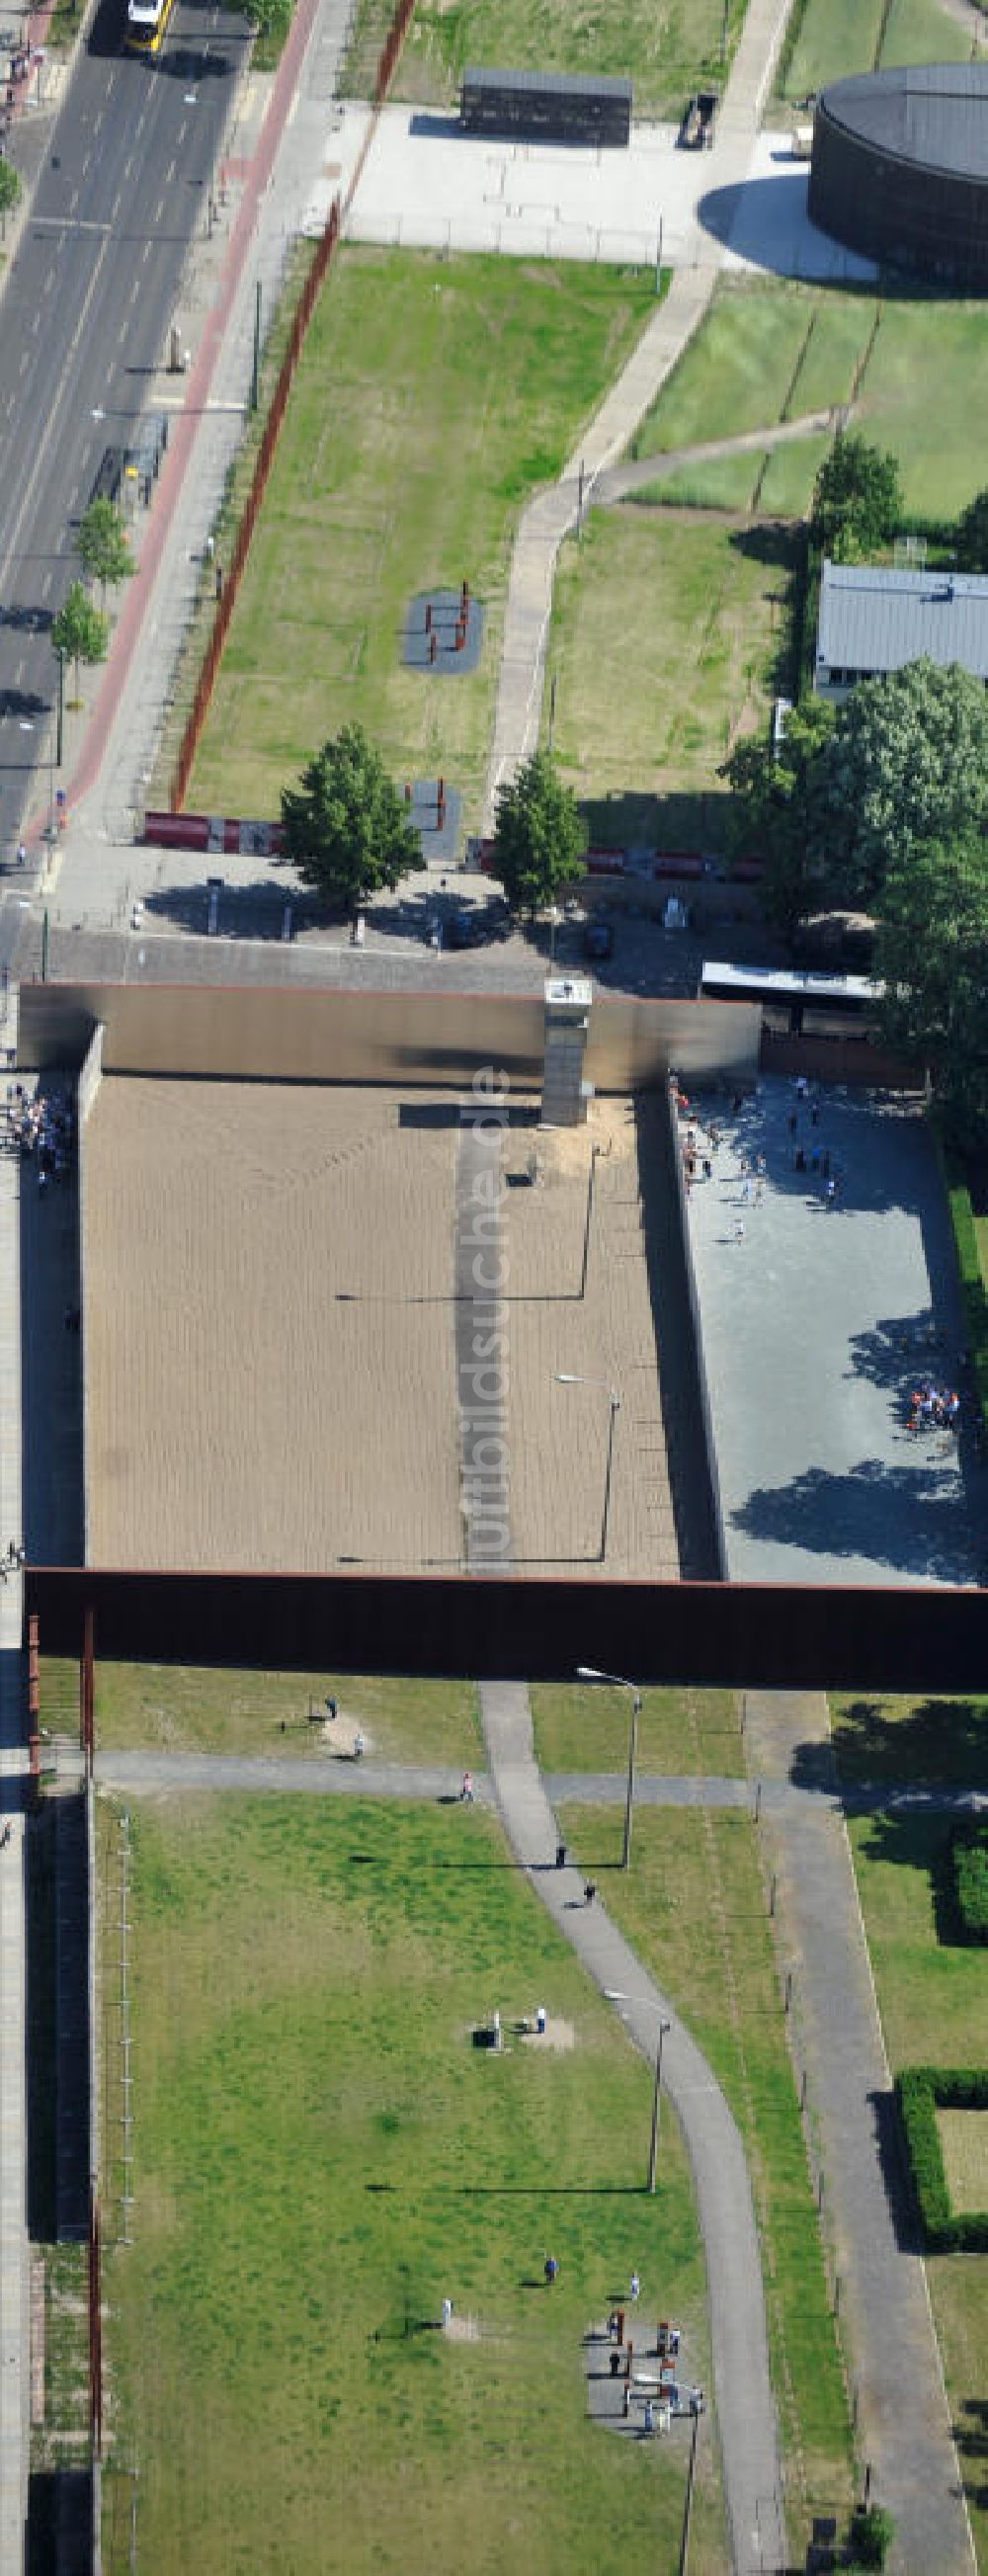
[0,0,247,856]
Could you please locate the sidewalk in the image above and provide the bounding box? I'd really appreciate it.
[479,1681,786,2576]
[482,0,796,827]
[0,995,28,2576]
[745,1692,975,2576]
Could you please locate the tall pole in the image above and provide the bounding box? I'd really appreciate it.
[647,2017,670,2192]
[579,1142,600,1298]
[679,2402,700,2573]
[55,649,64,767]
[655,210,664,293]
[621,1688,641,1870]
[599,1393,619,1561]
[250,279,262,412]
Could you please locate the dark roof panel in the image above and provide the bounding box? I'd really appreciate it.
[462,65,633,104]
[820,61,988,182]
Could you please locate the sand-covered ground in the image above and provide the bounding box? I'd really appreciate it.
[83,1080,677,1576]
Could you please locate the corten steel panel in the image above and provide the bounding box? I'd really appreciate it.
[19,984,760,1093]
[24,1565,988,1694]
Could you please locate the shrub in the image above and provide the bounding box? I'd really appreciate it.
[896,2066,988,2252]
[951,1820,988,1943]
[940,1153,988,1433]
[850,2502,896,2567]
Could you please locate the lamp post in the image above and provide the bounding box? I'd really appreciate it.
[577,1664,641,1868]
[605,1990,672,2192]
[554,1372,619,1562]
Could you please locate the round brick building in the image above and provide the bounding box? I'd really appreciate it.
[808,62,988,291]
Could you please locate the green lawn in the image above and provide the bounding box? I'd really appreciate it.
[41,1658,481,1764]
[341,0,748,119]
[545,506,796,851]
[532,1682,744,1776]
[777,0,976,99]
[831,1693,988,1787]
[557,1805,853,2556]
[186,248,653,831]
[100,1796,728,2575]
[632,281,988,526]
[849,1809,988,2569]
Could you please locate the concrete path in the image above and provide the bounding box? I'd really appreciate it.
[482,0,796,827]
[593,405,845,505]
[745,1692,975,2576]
[479,1680,786,2576]
[0,997,28,2576]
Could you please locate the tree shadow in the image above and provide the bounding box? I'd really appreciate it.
[824,1694,988,1789]
[953,2396,988,2513]
[869,2082,925,2254]
[729,1455,988,1585]
[727,522,799,571]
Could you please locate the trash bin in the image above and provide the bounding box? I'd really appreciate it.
[535,2006,546,2036]
[555,1843,566,1870]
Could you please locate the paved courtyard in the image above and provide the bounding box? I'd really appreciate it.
[687,1074,988,1588]
[313,105,875,283]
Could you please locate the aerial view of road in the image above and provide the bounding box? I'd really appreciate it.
[0,0,246,861]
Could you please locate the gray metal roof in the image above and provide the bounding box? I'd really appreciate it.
[817,560,988,681]
[819,62,988,183]
[462,65,632,103]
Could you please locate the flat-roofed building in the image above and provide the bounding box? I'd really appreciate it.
[814,558,988,700]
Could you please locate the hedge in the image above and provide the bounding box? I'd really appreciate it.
[950,1819,988,1944]
[896,2065,988,2251]
[942,1156,988,1433]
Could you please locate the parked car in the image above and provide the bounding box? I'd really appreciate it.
[583,918,615,960]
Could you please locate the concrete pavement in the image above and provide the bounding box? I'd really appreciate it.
[745,1692,975,2576]
[479,1680,786,2576]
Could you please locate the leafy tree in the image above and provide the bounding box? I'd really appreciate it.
[875,831,988,1143]
[51,581,109,697]
[76,499,133,607]
[243,0,290,38]
[809,433,902,562]
[954,485,988,573]
[490,750,587,919]
[280,723,423,915]
[722,697,834,943]
[810,658,988,910]
[0,160,21,240]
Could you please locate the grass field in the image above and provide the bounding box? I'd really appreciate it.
[341,0,748,118]
[100,1795,728,2575]
[531,1682,744,1776]
[557,1804,854,2555]
[849,1807,988,2569]
[41,1659,481,1763]
[544,506,796,850]
[185,248,653,831]
[632,279,988,525]
[831,1692,988,1787]
[778,0,977,99]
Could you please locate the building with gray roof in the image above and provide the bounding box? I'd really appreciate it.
[814,559,988,700]
[808,62,988,288]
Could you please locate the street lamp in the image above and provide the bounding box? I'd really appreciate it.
[605,1989,671,2192]
[554,1372,619,1563]
[577,1664,641,1869]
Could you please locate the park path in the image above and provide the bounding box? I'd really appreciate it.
[478,1680,786,2576]
[482,0,798,829]
[593,405,844,504]
[745,1692,975,2576]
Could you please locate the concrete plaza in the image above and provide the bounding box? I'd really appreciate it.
[688,1074,988,1589]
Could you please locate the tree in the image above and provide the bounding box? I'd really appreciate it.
[51,582,109,698]
[809,433,902,562]
[722,697,834,943]
[280,724,424,915]
[243,0,290,39]
[490,750,587,918]
[76,499,133,607]
[875,831,988,1142]
[810,658,988,910]
[0,160,21,242]
[954,485,988,573]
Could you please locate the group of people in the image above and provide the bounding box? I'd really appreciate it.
[907,1381,961,1437]
[6,1082,74,1189]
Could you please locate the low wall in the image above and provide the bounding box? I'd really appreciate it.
[18,982,761,1094]
[24,1565,988,1693]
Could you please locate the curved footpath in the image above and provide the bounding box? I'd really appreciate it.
[482,0,797,828]
[479,1682,786,2576]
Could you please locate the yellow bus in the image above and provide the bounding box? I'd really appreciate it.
[124,0,176,54]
